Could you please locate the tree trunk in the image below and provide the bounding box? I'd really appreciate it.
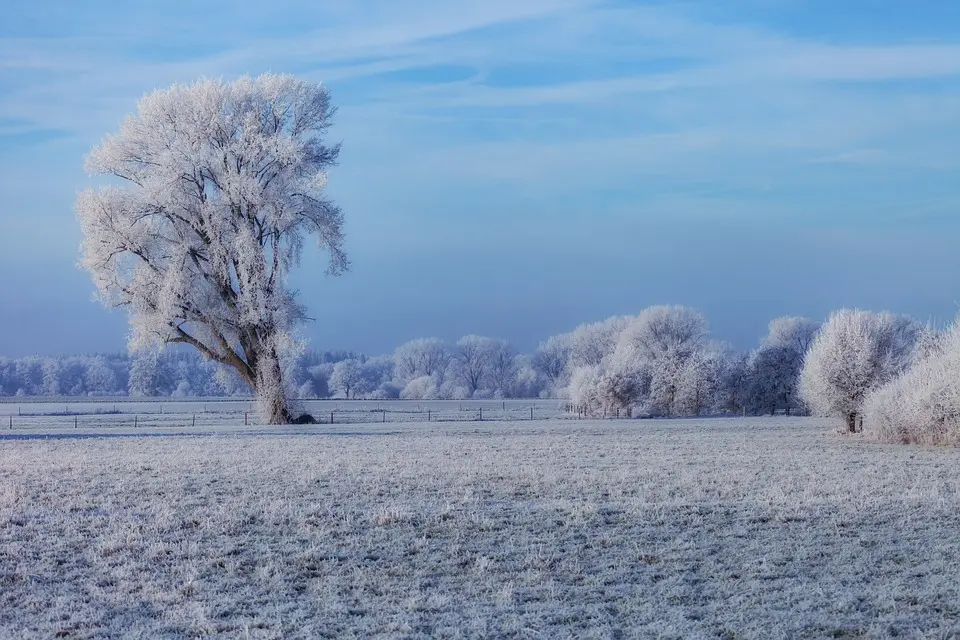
[257,381,292,425]
[253,353,292,425]
[846,412,857,433]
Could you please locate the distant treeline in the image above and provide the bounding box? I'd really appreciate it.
[0,350,359,399]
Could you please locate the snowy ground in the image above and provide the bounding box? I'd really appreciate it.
[2,416,960,638]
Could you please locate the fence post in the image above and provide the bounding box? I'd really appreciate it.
[244,412,248,426]
[479,407,482,421]
[382,409,385,423]
[192,414,196,427]
[530,407,534,420]
[135,415,138,428]
[74,415,77,429]
[330,411,334,425]
[502,402,505,411]
[428,410,431,422]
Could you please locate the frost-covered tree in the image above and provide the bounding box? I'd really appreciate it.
[487,340,518,398]
[129,350,162,397]
[747,345,803,415]
[532,334,571,391]
[568,365,604,415]
[329,359,361,399]
[41,358,61,396]
[742,317,814,415]
[799,309,921,432]
[392,338,449,385]
[763,316,821,354]
[746,316,821,416]
[454,335,498,396]
[717,351,751,414]
[567,306,715,416]
[14,357,44,396]
[614,305,710,416]
[84,356,120,396]
[618,305,708,363]
[674,345,727,417]
[76,74,345,423]
[513,356,548,399]
[356,356,393,398]
[568,316,630,368]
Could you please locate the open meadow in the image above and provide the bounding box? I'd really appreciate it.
[2,408,960,638]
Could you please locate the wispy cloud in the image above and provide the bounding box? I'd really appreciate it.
[1,0,959,213]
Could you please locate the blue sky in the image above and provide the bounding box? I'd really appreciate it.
[1,0,960,356]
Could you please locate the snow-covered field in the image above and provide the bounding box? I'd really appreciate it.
[2,416,959,638]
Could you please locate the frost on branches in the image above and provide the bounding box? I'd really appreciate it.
[862,323,959,445]
[76,74,346,424]
[798,309,920,433]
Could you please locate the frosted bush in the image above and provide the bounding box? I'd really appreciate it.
[368,382,401,400]
[171,381,191,398]
[297,380,317,399]
[400,376,439,400]
[438,381,470,400]
[863,325,960,445]
[568,366,604,415]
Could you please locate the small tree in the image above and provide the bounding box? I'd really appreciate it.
[745,317,820,416]
[799,309,921,432]
[329,359,361,399]
[392,338,449,385]
[487,339,518,398]
[129,350,161,397]
[454,335,497,396]
[746,345,799,415]
[532,334,572,390]
[76,74,345,423]
[614,305,710,416]
[763,316,821,354]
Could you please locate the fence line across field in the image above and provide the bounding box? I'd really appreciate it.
[1,399,613,431]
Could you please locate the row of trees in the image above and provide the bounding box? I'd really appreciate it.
[0,350,357,398]
[0,307,821,416]
[552,306,821,418]
[12,304,956,445]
